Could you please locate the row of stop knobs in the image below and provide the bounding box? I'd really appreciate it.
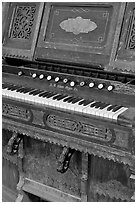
[18,71,114,91]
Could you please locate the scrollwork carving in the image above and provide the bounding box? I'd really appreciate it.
[9,5,36,40]
[2,103,31,121]
[7,132,23,155]
[57,147,75,173]
[46,115,112,142]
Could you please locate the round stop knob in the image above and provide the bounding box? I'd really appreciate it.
[63,78,68,83]
[80,81,85,87]
[107,85,114,91]
[32,73,37,78]
[39,74,44,79]
[18,71,23,76]
[70,81,75,87]
[47,75,52,81]
[89,82,95,88]
[55,77,60,82]
[98,83,104,89]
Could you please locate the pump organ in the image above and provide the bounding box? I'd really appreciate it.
[2,2,135,202]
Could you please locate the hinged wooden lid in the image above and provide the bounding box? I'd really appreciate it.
[35,2,124,68]
[2,2,44,61]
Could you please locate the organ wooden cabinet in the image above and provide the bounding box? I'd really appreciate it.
[2,2,135,202]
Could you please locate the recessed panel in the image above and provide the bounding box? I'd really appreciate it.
[45,5,112,46]
[35,3,123,67]
[2,2,44,61]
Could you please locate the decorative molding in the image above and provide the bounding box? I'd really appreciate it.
[57,147,75,173]
[59,16,97,35]
[46,115,112,142]
[7,132,23,155]
[2,103,31,121]
[2,120,134,168]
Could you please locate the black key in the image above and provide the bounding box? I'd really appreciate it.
[21,87,34,94]
[16,87,27,92]
[78,99,86,105]
[90,101,99,108]
[67,97,77,103]
[112,105,123,112]
[52,94,63,100]
[18,88,29,93]
[29,89,40,95]
[46,92,57,98]
[99,103,110,110]
[3,83,14,89]
[107,105,117,111]
[56,95,68,101]
[38,91,49,97]
[8,85,22,91]
[31,90,45,96]
[94,102,104,108]
[71,98,82,104]
[2,83,11,89]
[40,92,52,98]
[83,100,94,106]
[28,89,38,95]
[63,96,73,102]
[68,97,77,103]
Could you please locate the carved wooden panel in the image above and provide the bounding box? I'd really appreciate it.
[112,3,135,73]
[46,114,113,142]
[2,2,44,60]
[2,97,134,169]
[2,102,31,121]
[35,3,124,67]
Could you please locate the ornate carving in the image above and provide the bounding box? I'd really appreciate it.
[57,147,75,173]
[60,16,97,35]
[2,121,134,168]
[9,5,36,40]
[126,9,135,50]
[7,132,23,155]
[46,115,112,142]
[2,103,31,121]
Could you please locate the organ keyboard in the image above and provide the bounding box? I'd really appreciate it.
[2,2,135,202]
[2,82,128,122]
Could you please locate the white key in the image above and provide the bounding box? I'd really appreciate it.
[97,104,112,117]
[56,96,71,110]
[83,106,97,115]
[107,107,126,120]
[50,96,68,109]
[74,100,94,113]
[82,101,97,114]
[46,94,61,107]
[112,107,128,120]
[67,99,84,111]
[58,97,72,110]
